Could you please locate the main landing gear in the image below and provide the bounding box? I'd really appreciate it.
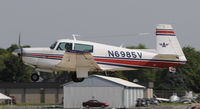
[71,73,84,82]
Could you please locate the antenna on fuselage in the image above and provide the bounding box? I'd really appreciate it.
[120,43,124,48]
[72,34,80,41]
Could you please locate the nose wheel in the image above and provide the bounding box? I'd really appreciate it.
[31,73,40,82]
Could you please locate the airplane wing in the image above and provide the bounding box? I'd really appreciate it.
[56,52,101,78]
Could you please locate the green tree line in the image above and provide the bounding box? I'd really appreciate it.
[123,45,200,92]
[0,44,200,92]
[0,44,31,82]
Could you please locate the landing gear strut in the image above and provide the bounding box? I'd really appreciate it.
[31,73,40,82]
[71,73,84,82]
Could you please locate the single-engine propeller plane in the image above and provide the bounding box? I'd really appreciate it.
[13,24,187,82]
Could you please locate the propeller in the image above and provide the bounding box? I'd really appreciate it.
[18,32,23,61]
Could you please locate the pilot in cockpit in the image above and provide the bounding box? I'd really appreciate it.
[65,43,72,52]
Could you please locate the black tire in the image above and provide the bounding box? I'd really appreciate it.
[85,105,89,109]
[13,101,16,104]
[31,73,39,82]
[71,73,84,82]
[101,105,105,108]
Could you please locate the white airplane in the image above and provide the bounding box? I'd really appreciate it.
[13,24,187,82]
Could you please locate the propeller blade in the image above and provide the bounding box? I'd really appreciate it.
[18,32,23,61]
[18,33,20,46]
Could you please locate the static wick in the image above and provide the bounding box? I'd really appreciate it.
[138,33,152,36]
[120,43,124,48]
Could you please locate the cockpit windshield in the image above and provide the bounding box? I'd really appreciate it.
[50,41,57,49]
[56,42,72,52]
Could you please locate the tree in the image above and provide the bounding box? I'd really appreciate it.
[176,47,200,92]
[6,44,30,53]
[124,44,156,83]
[0,44,32,82]
[6,44,18,53]
[0,48,8,55]
[0,53,31,82]
[154,46,200,92]
[126,43,146,49]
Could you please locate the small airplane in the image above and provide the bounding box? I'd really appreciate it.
[13,24,187,82]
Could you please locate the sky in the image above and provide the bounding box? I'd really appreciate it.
[0,0,200,50]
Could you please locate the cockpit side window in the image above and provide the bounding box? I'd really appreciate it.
[57,42,66,51]
[56,42,73,51]
[74,43,93,52]
[50,41,57,49]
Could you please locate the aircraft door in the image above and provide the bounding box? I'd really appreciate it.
[65,43,72,52]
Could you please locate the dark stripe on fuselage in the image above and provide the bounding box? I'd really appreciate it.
[23,53,63,60]
[93,56,186,63]
[156,34,176,36]
[23,53,186,68]
[96,62,153,69]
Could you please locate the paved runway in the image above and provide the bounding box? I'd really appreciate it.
[0,104,199,109]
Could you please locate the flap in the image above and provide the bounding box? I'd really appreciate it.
[56,52,100,72]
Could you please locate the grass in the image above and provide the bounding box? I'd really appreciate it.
[14,103,59,105]
[0,103,63,109]
[0,103,61,106]
[159,102,192,106]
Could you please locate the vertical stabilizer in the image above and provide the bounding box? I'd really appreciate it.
[156,24,186,61]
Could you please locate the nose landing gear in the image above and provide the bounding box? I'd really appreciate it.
[31,73,40,82]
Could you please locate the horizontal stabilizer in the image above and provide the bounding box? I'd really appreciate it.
[153,54,179,60]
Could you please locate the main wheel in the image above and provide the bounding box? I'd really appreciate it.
[31,73,39,82]
[71,73,84,82]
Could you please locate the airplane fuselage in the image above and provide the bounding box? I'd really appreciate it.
[12,24,187,82]
[21,39,186,72]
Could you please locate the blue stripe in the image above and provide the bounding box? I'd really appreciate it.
[156,29,173,31]
[156,34,176,36]
[24,55,62,60]
[24,53,64,56]
[23,53,186,64]
[94,56,186,63]
[69,50,91,53]
[23,53,63,60]
[96,62,153,69]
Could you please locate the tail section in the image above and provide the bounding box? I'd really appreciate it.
[155,24,186,62]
